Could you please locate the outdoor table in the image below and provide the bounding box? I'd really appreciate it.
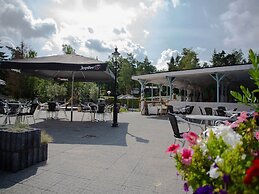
[185,115,230,130]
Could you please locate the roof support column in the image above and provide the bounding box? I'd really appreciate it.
[166,76,175,101]
[158,84,163,102]
[151,83,154,101]
[210,73,225,103]
[137,79,147,101]
[70,71,74,122]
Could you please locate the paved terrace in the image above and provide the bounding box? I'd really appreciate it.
[0,111,199,194]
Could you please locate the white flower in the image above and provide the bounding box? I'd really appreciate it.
[241,154,246,160]
[210,125,242,148]
[215,156,223,165]
[207,164,220,179]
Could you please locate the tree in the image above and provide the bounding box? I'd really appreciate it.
[167,54,181,71]
[62,44,75,54]
[178,48,199,70]
[5,42,38,99]
[136,56,156,75]
[118,58,134,94]
[211,49,245,67]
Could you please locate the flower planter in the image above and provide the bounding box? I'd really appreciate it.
[0,128,48,172]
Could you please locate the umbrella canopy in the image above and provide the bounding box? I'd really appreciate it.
[0,54,114,82]
[0,54,115,121]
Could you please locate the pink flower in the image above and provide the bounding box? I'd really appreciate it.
[253,112,259,118]
[166,144,180,154]
[183,132,198,145]
[224,120,231,126]
[230,121,240,129]
[181,148,193,165]
[255,132,259,141]
[237,111,248,123]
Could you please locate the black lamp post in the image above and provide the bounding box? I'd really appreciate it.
[112,47,120,127]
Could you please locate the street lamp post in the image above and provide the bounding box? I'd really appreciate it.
[112,47,120,127]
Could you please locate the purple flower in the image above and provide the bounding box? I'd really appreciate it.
[184,182,189,192]
[223,174,231,184]
[194,185,213,194]
[220,190,228,194]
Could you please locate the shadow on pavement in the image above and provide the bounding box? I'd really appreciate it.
[31,120,129,146]
[0,162,46,189]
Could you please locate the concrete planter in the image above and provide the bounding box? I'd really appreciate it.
[0,128,48,172]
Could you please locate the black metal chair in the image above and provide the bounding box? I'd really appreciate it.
[96,103,105,121]
[199,107,204,115]
[204,107,213,115]
[17,103,38,124]
[216,109,226,116]
[81,103,91,121]
[181,105,194,115]
[88,102,98,121]
[0,102,8,125]
[168,112,203,147]
[47,102,58,119]
[218,106,226,111]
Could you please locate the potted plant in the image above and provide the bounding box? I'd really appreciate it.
[166,50,259,193]
[0,123,52,172]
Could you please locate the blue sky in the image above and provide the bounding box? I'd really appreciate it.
[0,0,258,70]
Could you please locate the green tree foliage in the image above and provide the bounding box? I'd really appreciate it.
[62,44,75,54]
[136,56,156,75]
[5,42,38,99]
[178,48,200,70]
[211,49,245,67]
[167,54,181,71]
[118,58,134,94]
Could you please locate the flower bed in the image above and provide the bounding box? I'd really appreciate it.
[167,112,259,193]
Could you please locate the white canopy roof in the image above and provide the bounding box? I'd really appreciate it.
[132,64,253,88]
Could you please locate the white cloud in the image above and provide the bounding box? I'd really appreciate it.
[171,0,180,8]
[143,30,150,38]
[0,0,57,39]
[85,39,113,53]
[156,49,181,70]
[220,0,259,49]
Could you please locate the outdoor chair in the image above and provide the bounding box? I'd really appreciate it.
[96,103,105,121]
[204,107,213,115]
[168,112,203,147]
[216,108,226,116]
[7,102,21,124]
[17,103,38,124]
[180,105,194,115]
[218,106,226,111]
[0,102,9,125]
[58,103,69,120]
[81,103,91,121]
[47,102,59,119]
[199,107,204,115]
[104,105,113,121]
[88,102,98,121]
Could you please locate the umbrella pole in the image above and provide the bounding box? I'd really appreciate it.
[71,72,74,122]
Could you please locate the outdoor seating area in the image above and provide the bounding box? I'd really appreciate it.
[0,98,116,126]
[0,111,189,194]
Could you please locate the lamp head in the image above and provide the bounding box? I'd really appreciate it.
[112,47,120,61]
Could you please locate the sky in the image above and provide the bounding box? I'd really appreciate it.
[0,0,259,70]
